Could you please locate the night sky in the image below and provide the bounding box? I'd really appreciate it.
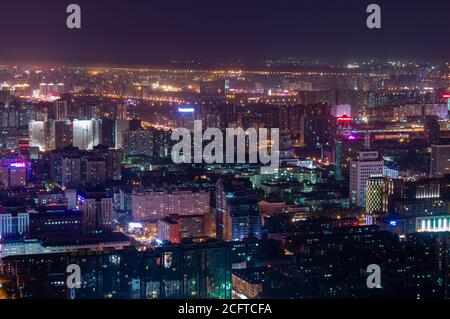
[1,0,449,66]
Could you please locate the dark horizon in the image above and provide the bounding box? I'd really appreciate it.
[1,0,449,66]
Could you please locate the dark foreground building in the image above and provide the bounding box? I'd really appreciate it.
[0,238,231,299]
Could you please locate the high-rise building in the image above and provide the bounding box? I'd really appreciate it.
[333,141,344,181]
[0,161,27,188]
[51,120,73,150]
[350,151,384,207]
[78,190,113,233]
[431,144,450,178]
[114,119,130,149]
[100,119,115,148]
[85,158,106,185]
[61,156,81,187]
[216,177,262,241]
[73,119,102,150]
[365,176,393,215]
[105,148,122,180]
[54,99,68,120]
[278,105,302,135]
[300,111,336,149]
[123,129,154,157]
[50,146,80,183]
[29,121,52,152]
[132,190,210,222]
[158,216,181,243]
[30,120,73,151]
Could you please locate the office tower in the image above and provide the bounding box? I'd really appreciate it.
[216,177,262,241]
[350,151,384,207]
[61,156,81,187]
[73,119,102,150]
[123,129,154,157]
[431,144,450,178]
[365,176,393,215]
[78,190,113,233]
[85,158,106,185]
[0,210,29,239]
[132,190,210,222]
[0,161,27,188]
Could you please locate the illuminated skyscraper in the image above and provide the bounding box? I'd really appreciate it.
[350,151,384,207]
[73,119,102,150]
[365,176,393,215]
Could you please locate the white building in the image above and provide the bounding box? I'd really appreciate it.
[73,119,102,150]
[350,151,384,208]
[29,120,52,152]
[0,212,30,239]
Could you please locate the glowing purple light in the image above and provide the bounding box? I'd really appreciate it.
[9,162,26,168]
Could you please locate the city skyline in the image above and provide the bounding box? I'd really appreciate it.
[0,0,450,304]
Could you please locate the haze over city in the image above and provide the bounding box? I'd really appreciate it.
[0,0,449,306]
